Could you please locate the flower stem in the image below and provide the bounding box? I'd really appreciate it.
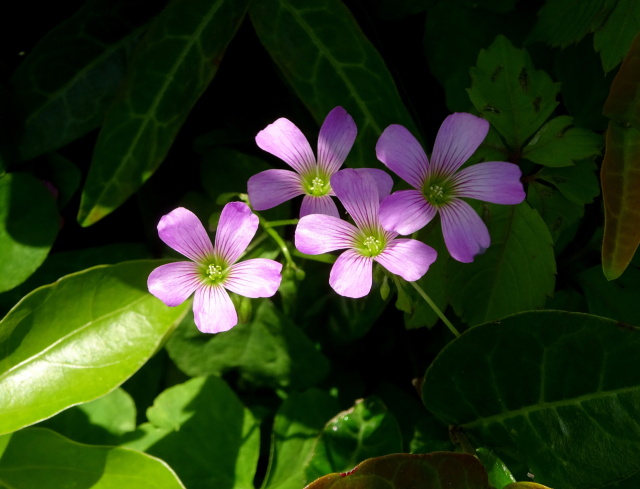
[409,280,460,338]
[258,216,303,276]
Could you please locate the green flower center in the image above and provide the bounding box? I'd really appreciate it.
[356,231,387,258]
[303,174,331,197]
[422,177,453,206]
[204,260,228,285]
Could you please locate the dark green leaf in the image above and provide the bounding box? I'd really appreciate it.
[447,202,556,326]
[11,0,161,161]
[535,159,600,205]
[0,172,58,293]
[468,35,560,150]
[121,376,259,489]
[249,0,417,168]
[166,299,328,389]
[0,260,189,435]
[306,396,403,481]
[305,452,492,489]
[200,148,271,200]
[78,0,249,226]
[594,0,640,72]
[423,311,640,489]
[261,389,339,489]
[0,428,185,488]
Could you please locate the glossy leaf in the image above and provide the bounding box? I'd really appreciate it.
[166,299,329,389]
[78,0,249,226]
[601,31,640,279]
[11,0,160,161]
[0,260,189,435]
[121,376,259,489]
[594,0,640,72]
[261,389,339,489]
[305,452,492,489]
[0,428,185,489]
[476,447,516,489]
[468,35,560,150]
[423,311,640,489]
[306,396,403,481]
[522,116,602,167]
[503,484,553,489]
[447,202,556,326]
[249,0,417,168]
[0,172,58,293]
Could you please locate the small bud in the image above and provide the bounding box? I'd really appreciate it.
[380,275,390,300]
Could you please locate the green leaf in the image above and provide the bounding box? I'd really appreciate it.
[166,299,328,389]
[261,389,339,489]
[503,484,553,489]
[447,202,556,326]
[121,376,259,489]
[0,173,58,293]
[468,35,560,150]
[78,0,248,226]
[249,0,417,168]
[304,452,492,489]
[0,260,189,435]
[10,0,161,161]
[422,311,640,489]
[306,396,403,481]
[594,0,640,72]
[528,0,612,48]
[0,428,185,489]
[522,116,602,167]
[535,159,600,205]
[476,447,516,489]
[37,388,137,445]
[201,148,271,200]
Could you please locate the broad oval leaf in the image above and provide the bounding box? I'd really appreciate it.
[0,260,188,435]
[0,427,185,489]
[304,452,492,489]
[594,0,640,72]
[249,0,418,168]
[0,173,58,293]
[422,311,640,489]
[121,376,259,489]
[78,0,249,226]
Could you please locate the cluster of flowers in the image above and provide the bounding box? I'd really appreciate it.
[148,107,525,333]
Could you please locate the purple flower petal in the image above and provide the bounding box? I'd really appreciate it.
[147,261,202,306]
[317,106,357,176]
[329,249,373,298]
[430,113,489,177]
[375,238,437,282]
[375,124,429,190]
[295,214,358,254]
[255,117,316,176]
[359,168,394,201]
[452,161,525,204]
[300,194,340,218]
[248,169,304,211]
[157,207,214,263]
[379,190,437,235]
[331,169,380,231]
[439,199,490,263]
[225,258,283,298]
[193,285,237,334]
[214,202,259,265]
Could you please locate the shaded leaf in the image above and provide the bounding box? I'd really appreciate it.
[0,172,58,293]
[0,260,189,435]
[447,202,556,326]
[305,452,492,489]
[422,311,640,489]
[11,0,161,161]
[594,0,640,72]
[468,35,560,150]
[78,0,249,226]
[249,0,417,168]
[535,159,600,205]
[0,427,184,489]
[121,376,259,489]
[306,396,403,481]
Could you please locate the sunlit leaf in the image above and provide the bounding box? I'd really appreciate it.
[423,311,640,488]
[249,0,417,168]
[476,447,516,489]
[121,376,259,489]
[78,0,249,226]
[0,260,188,435]
[0,428,185,489]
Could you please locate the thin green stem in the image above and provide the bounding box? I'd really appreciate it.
[265,219,299,227]
[258,215,302,274]
[409,281,460,338]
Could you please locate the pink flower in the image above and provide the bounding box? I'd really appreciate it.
[248,106,388,218]
[376,113,525,263]
[295,169,437,298]
[147,203,283,333]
